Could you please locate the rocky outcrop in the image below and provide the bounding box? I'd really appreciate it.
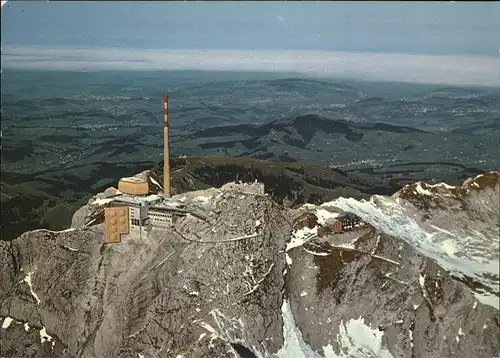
[1,173,499,358]
[70,187,118,229]
[286,223,499,358]
[392,171,500,302]
[1,187,293,357]
[133,170,163,194]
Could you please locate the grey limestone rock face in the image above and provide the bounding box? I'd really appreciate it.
[1,174,499,358]
[70,187,118,229]
[1,189,293,358]
[286,226,499,358]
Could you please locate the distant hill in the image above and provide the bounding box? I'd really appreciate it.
[174,113,494,171]
[153,155,394,205]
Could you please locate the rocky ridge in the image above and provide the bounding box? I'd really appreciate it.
[1,172,499,357]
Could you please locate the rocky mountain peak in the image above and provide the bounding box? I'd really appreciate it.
[1,172,498,358]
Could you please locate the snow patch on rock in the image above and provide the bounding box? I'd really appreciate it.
[2,317,13,329]
[414,182,433,196]
[325,195,499,309]
[193,195,211,204]
[91,197,115,206]
[23,271,41,305]
[428,182,456,190]
[286,227,316,252]
[315,208,340,225]
[322,317,394,358]
[198,309,263,358]
[39,326,55,347]
[276,300,322,358]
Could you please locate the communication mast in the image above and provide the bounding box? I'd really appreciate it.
[163,94,171,197]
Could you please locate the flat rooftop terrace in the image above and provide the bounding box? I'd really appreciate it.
[112,193,184,210]
[112,193,163,206]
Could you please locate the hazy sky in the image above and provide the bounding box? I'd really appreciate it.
[2,1,500,86]
[2,1,499,56]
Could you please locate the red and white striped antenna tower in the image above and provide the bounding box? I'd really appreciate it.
[163,94,171,197]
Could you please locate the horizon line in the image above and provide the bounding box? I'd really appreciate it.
[2,45,500,87]
[3,44,500,59]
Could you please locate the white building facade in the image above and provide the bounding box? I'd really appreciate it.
[149,209,173,228]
